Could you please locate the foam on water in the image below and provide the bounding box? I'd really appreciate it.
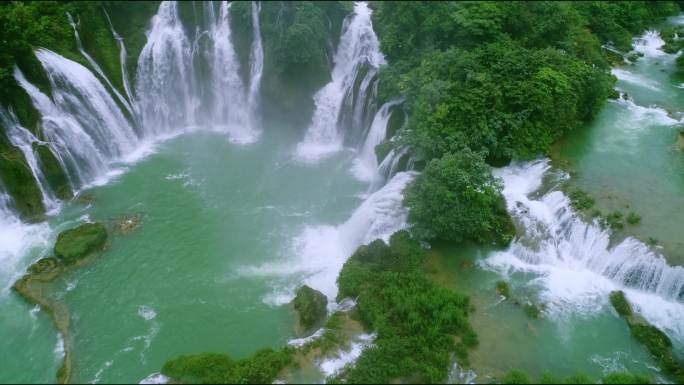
[139,373,169,384]
[318,333,375,377]
[632,30,668,58]
[0,192,51,294]
[241,171,415,301]
[295,2,385,163]
[482,159,684,344]
[611,68,661,91]
[137,305,157,321]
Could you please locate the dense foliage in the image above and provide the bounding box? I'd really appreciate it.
[370,1,680,247]
[333,231,477,383]
[161,348,292,384]
[498,369,652,384]
[374,1,679,162]
[403,149,514,245]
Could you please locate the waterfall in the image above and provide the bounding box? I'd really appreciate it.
[66,12,136,121]
[0,189,50,292]
[15,48,139,189]
[136,1,196,134]
[205,1,256,143]
[103,8,140,122]
[247,1,264,129]
[295,2,385,163]
[0,108,60,212]
[241,171,416,301]
[351,99,402,182]
[483,159,684,341]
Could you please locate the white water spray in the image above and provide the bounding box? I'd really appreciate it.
[0,108,60,212]
[205,1,256,143]
[242,171,415,301]
[295,2,385,163]
[483,159,684,342]
[351,99,402,182]
[247,1,264,129]
[136,1,196,134]
[15,48,139,189]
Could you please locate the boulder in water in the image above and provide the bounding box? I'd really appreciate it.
[293,285,328,331]
[678,130,684,150]
[54,223,108,264]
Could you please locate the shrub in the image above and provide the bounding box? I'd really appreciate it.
[404,149,515,245]
[626,212,642,225]
[161,349,292,384]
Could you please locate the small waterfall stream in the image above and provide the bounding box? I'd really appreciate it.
[0,108,60,212]
[351,99,402,183]
[295,2,385,163]
[103,8,140,124]
[247,1,264,129]
[67,12,136,122]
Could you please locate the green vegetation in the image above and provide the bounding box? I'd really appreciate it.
[0,144,44,219]
[54,223,108,264]
[609,291,632,318]
[626,212,642,225]
[371,1,678,249]
[609,290,684,382]
[605,211,624,230]
[293,285,328,331]
[404,149,515,245]
[333,231,477,383]
[229,1,351,125]
[499,370,651,384]
[496,280,510,298]
[161,348,293,385]
[601,372,652,384]
[569,189,595,211]
[33,143,72,200]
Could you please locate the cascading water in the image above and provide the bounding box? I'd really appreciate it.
[295,2,385,163]
[103,8,140,123]
[0,108,59,212]
[15,48,139,189]
[483,159,684,342]
[242,171,416,301]
[67,12,136,122]
[205,1,256,143]
[247,1,264,129]
[351,99,402,183]
[0,190,50,292]
[136,1,196,134]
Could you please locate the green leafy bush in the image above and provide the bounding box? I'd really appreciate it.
[403,149,514,245]
[333,231,477,383]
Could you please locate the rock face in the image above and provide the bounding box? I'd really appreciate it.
[0,145,45,219]
[54,223,108,264]
[293,285,328,331]
[33,143,72,200]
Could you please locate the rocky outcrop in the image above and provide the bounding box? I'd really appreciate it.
[293,285,328,332]
[54,223,108,264]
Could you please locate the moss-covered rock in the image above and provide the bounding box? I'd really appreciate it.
[293,285,328,331]
[385,106,405,139]
[54,223,108,264]
[609,290,632,318]
[374,141,393,164]
[33,143,72,200]
[0,145,45,220]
